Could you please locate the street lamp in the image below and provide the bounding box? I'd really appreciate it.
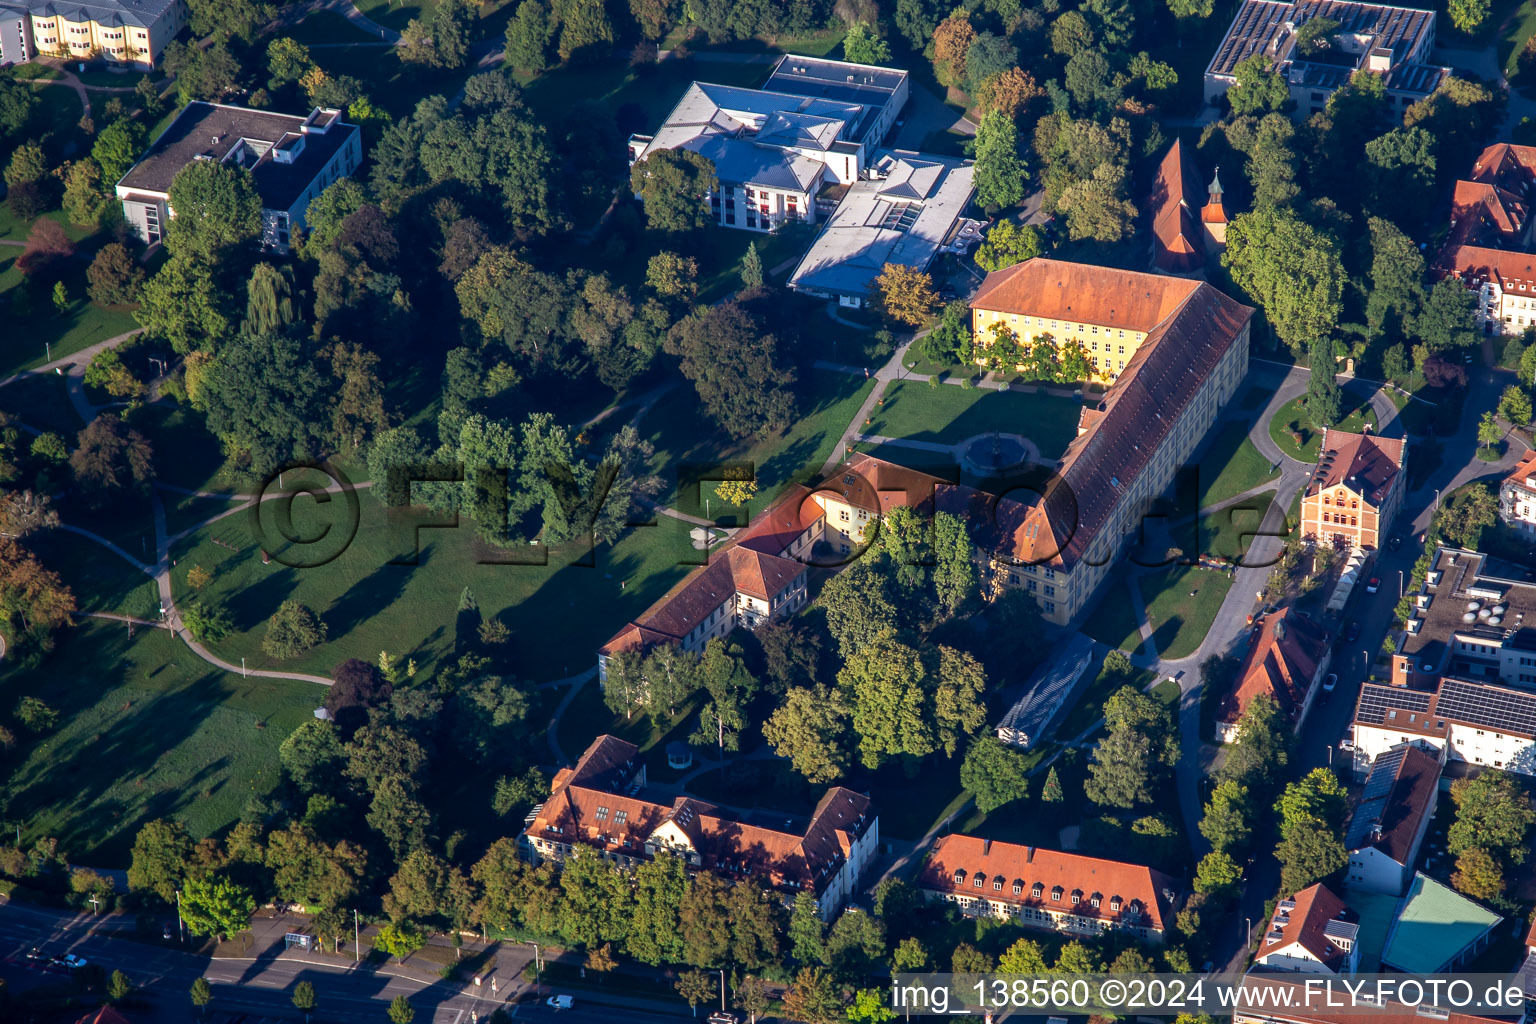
[719,968,728,1014]
[528,941,542,997]
[1398,570,1404,600]
[175,889,185,945]
[353,908,360,965]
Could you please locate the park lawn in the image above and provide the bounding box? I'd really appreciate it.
[639,369,876,516]
[167,477,696,684]
[1200,492,1280,565]
[865,379,1081,458]
[1198,432,1280,509]
[0,243,142,380]
[133,404,242,495]
[308,45,470,120]
[0,371,76,437]
[352,0,439,32]
[659,25,845,56]
[7,64,61,80]
[0,619,320,864]
[1501,0,1536,81]
[519,57,766,136]
[694,226,810,303]
[27,528,159,619]
[1056,663,1156,741]
[287,10,388,44]
[1081,575,1146,654]
[1267,395,1376,462]
[1139,564,1232,661]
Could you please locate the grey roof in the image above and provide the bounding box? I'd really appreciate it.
[18,0,180,28]
[1206,0,1446,88]
[116,102,358,211]
[683,134,824,192]
[995,633,1097,749]
[766,54,908,120]
[757,110,846,152]
[1343,743,1439,863]
[788,150,974,298]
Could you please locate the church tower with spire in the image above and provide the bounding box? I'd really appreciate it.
[1202,167,1228,254]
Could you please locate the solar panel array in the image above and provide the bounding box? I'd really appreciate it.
[1356,684,1432,725]
[1436,679,1536,737]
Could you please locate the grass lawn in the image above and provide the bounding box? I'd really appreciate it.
[555,678,702,766]
[961,753,1088,848]
[308,45,470,120]
[1081,574,1145,654]
[519,58,766,138]
[638,369,876,516]
[1139,564,1232,661]
[168,475,697,683]
[864,380,1081,458]
[0,371,77,437]
[1500,0,1536,84]
[27,529,159,619]
[1057,663,1156,740]
[659,25,845,57]
[287,10,388,44]
[133,403,240,495]
[352,0,440,33]
[1198,432,1280,509]
[0,231,142,379]
[7,64,62,80]
[694,225,810,303]
[0,620,320,864]
[1200,492,1279,565]
[1267,395,1376,462]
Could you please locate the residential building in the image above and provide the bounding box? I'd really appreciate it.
[627,55,908,235]
[0,0,188,68]
[1298,428,1407,550]
[968,260,1253,624]
[787,150,975,308]
[1380,872,1502,974]
[1342,742,1441,895]
[919,835,1182,944]
[1352,677,1536,776]
[519,735,877,920]
[1148,139,1206,274]
[1217,608,1332,743]
[597,485,818,681]
[1436,144,1536,335]
[1392,547,1536,690]
[1251,883,1360,974]
[1203,0,1450,119]
[1499,449,1536,533]
[115,102,363,254]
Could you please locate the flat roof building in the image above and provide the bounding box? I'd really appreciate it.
[1380,872,1502,974]
[115,102,362,254]
[0,0,188,67]
[1203,0,1450,119]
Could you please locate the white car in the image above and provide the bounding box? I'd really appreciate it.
[61,954,87,969]
[547,995,574,1011]
[1322,673,1338,693]
[1339,739,1356,752]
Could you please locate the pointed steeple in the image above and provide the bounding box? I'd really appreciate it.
[1208,165,1223,203]
[1203,166,1228,226]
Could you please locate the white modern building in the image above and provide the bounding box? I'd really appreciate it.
[115,102,362,253]
[627,55,908,235]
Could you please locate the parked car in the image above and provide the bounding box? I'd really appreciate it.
[1366,577,1380,594]
[1344,622,1361,643]
[1322,673,1338,693]
[547,995,575,1011]
[163,923,174,941]
[1388,534,1403,551]
[61,954,87,969]
[23,947,44,961]
[1340,738,1356,752]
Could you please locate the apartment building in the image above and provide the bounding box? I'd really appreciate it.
[1298,428,1406,550]
[1499,449,1536,533]
[114,103,362,254]
[1217,608,1332,743]
[0,0,187,67]
[1436,143,1536,335]
[1352,677,1536,776]
[968,261,1253,625]
[627,55,907,235]
[519,735,877,919]
[1203,0,1450,119]
[1252,883,1361,974]
[1342,742,1441,895]
[919,835,1182,944]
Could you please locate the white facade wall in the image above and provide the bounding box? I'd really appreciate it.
[1345,845,1411,896]
[1354,723,1536,777]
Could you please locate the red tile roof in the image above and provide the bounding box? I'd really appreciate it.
[1260,883,1356,969]
[920,834,1179,932]
[1503,449,1536,494]
[1439,243,1536,289]
[1307,429,1405,506]
[983,266,1252,569]
[1149,140,1204,273]
[74,1010,133,1024]
[971,258,1204,333]
[1221,608,1329,726]
[1436,144,1536,286]
[527,735,874,896]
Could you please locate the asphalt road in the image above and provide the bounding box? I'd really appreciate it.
[0,901,701,1023]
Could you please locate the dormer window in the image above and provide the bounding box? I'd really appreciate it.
[1071,890,1082,906]
[993,879,1003,891]
[1110,897,1122,911]
[973,875,985,888]
[1031,882,1044,898]
[1051,886,1063,902]
[1090,893,1101,908]
[954,869,966,885]
[1012,881,1023,895]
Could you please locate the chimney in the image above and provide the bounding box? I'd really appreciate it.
[1025,846,1035,863]
[982,839,992,856]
